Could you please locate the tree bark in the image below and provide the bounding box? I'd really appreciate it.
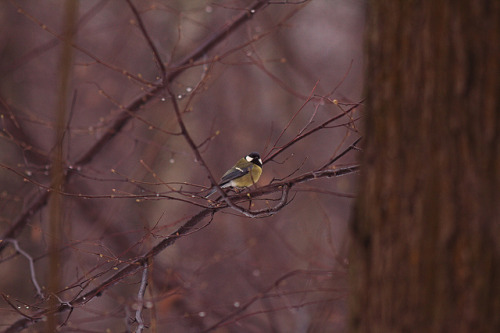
[350,1,500,332]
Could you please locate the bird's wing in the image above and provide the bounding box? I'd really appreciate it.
[220,166,251,186]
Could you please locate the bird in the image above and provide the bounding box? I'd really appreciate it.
[205,152,263,198]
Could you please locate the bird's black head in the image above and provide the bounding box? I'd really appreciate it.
[245,152,262,167]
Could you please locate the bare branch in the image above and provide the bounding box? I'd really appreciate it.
[2,239,45,299]
[224,165,360,201]
[320,137,362,170]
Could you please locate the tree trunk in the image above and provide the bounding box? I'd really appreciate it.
[350,1,500,332]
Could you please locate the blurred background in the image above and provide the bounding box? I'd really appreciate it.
[0,0,365,331]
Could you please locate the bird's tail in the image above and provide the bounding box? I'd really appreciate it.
[204,187,218,198]
[205,182,230,198]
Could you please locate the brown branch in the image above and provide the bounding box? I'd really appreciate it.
[228,165,360,200]
[203,165,359,218]
[221,184,290,218]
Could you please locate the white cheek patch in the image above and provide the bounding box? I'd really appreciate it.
[245,155,253,162]
[258,159,262,165]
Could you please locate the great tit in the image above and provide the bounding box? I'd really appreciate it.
[205,152,263,198]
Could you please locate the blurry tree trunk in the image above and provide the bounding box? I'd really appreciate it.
[350,1,500,332]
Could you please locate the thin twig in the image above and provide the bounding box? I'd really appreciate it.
[135,262,149,332]
[264,102,361,165]
[320,137,362,170]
